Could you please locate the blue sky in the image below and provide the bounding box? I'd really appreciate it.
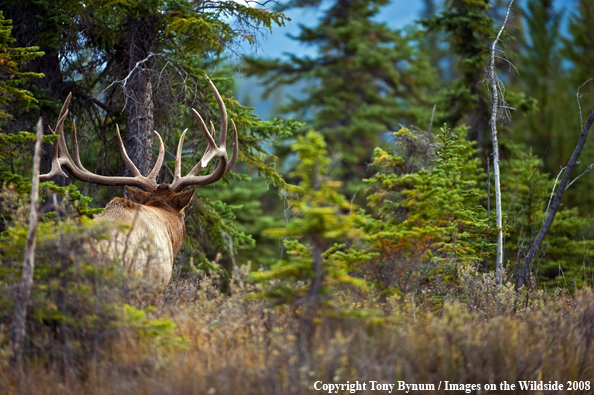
[247,2,424,60]
[242,0,576,61]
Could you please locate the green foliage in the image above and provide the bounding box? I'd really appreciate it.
[0,192,185,371]
[0,172,102,228]
[183,192,254,275]
[420,0,495,119]
[422,0,495,81]
[363,125,492,296]
[0,131,57,168]
[0,215,123,368]
[0,10,43,126]
[165,1,286,53]
[122,304,186,352]
[214,77,303,190]
[252,131,372,312]
[558,0,594,211]
[562,0,594,90]
[267,130,363,249]
[199,178,287,271]
[509,0,571,180]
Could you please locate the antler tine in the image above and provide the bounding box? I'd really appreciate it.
[147,131,165,181]
[40,93,88,181]
[55,104,72,163]
[57,92,72,127]
[115,125,142,178]
[225,119,239,175]
[40,93,74,181]
[71,119,86,171]
[188,108,218,177]
[206,75,227,146]
[210,120,217,144]
[39,124,69,180]
[191,108,217,150]
[174,129,188,181]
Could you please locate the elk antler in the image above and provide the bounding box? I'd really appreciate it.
[170,75,238,192]
[39,93,165,191]
[40,76,238,192]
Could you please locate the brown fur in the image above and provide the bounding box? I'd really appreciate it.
[94,185,195,291]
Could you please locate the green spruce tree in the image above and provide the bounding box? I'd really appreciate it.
[0,11,43,127]
[247,0,435,184]
[558,0,594,211]
[252,130,373,352]
[363,125,492,297]
[0,10,44,181]
[421,0,496,148]
[515,0,564,163]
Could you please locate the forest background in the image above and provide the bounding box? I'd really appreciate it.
[1,0,594,391]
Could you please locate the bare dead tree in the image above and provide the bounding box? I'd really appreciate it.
[10,119,44,369]
[486,0,515,285]
[516,107,594,291]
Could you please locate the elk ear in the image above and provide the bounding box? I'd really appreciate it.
[125,186,148,204]
[172,189,195,212]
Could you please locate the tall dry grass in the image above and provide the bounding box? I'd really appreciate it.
[1,268,593,395]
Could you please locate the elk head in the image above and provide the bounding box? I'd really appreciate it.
[39,76,238,290]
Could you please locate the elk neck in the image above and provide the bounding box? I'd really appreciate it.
[99,196,187,257]
[141,198,187,257]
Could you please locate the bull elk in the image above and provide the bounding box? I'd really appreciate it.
[40,77,238,291]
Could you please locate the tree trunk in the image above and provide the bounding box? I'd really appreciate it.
[124,16,157,177]
[298,236,324,366]
[299,165,325,365]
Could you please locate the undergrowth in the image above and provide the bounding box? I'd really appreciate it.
[1,266,592,394]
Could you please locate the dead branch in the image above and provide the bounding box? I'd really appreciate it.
[10,118,44,369]
[543,166,566,225]
[567,162,594,190]
[516,107,594,291]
